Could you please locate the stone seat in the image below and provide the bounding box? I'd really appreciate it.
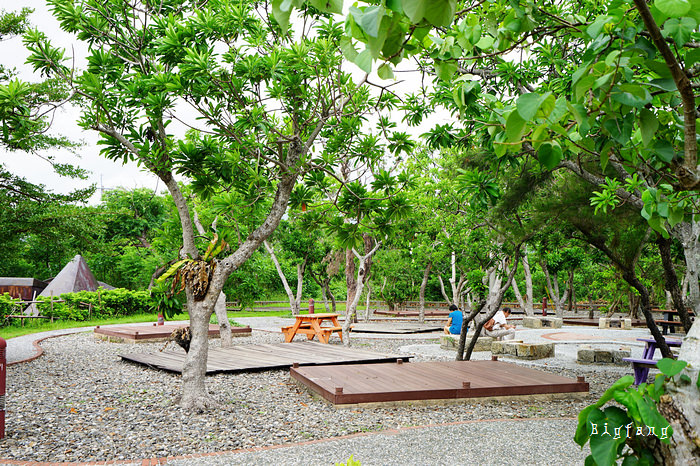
[522,316,563,329]
[491,340,554,359]
[440,335,494,352]
[577,344,631,365]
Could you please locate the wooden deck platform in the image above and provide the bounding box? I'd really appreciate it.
[94,323,251,342]
[350,322,442,334]
[291,360,589,405]
[120,341,411,374]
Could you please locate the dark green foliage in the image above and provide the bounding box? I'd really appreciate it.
[37,288,156,321]
[574,359,687,465]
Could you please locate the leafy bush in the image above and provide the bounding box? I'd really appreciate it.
[0,293,23,315]
[574,358,693,465]
[37,288,159,321]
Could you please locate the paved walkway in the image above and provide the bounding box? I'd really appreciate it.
[2,317,659,465]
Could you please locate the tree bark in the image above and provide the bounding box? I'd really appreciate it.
[345,248,357,313]
[214,292,231,347]
[632,0,699,189]
[674,221,700,316]
[418,261,432,324]
[652,320,700,464]
[264,240,301,315]
[179,298,216,412]
[342,242,382,344]
[657,235,693,332]
[460,250,521,361]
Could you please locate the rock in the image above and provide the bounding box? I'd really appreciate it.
[473,336,494,352]
[594,349,613,363]
[440,335,457,350]
[577,345,595,364]
[612,346,631,365]
[522,316,542,329]
[522,316,562,329]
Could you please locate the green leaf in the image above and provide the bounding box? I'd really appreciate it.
[655,0,692,17]
[402,0,457,27]
[611,84,652,108]
[271,0,293,31]
[639,109,659,147]
[377,63,394,80]
[340,37,358,62]
[663,17,697,46]
[516,92,551,122]
[537,142,562,170]
[596,376,635,408]
[657,358,687,377]
[435,60,458,81]
[354,49,373,73]
[350,5,386,39]
[686,47,700,66]
[654,374,667,398]
[575,405,596,446]
[654,140,675,163]
[668,206,685,227]
[505,110,527,142]
[309,0,343,14]
[587,408,626,466]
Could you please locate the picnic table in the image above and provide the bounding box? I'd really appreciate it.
[655,309,695,335]
[623,337,683,385]
[281,313,343,344]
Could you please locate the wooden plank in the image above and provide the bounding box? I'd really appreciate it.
[291,360,589,404]
[120,341,411,374]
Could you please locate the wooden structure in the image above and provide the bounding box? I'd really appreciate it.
[94,323,251,342]
[623,337,683,385]
[350,322,442,334]
[25,255,103,315]
[282,313,343,343]
[291,359,589,405]
[655,309,695,335]
[120,341,411,374]
[0,277,47,300]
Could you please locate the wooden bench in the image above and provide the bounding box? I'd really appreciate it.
[282,325,344,342]
[622,357,658,385]
[655,320,686,335]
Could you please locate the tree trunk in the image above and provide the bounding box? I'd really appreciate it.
[418,261,432,324]
[345,248,357,313]
[437,275,453,305]
[264,240,300,315]
[342,242,382,344]
[295,259,307,312]
[179,297,216,412]
[214,292,231,347]
[364,284,372,321]
[651,320,700,464]
[674,221,700,316]
[657,235,693,332]
[458,251,522,361]
[522,253,534,315]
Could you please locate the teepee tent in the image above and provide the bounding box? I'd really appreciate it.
[26,255,101,315]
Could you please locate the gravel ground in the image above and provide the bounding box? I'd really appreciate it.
[0,329,621,464]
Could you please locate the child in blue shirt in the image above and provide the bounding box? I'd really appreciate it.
[444,304,466,335]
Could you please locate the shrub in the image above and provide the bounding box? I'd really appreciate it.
[38,288,158,321]
[0,293,23,315]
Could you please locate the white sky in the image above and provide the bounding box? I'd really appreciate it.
[1,1,454,205]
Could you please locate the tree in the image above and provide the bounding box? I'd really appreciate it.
[26,0,380,410]
[264,218,325,315]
